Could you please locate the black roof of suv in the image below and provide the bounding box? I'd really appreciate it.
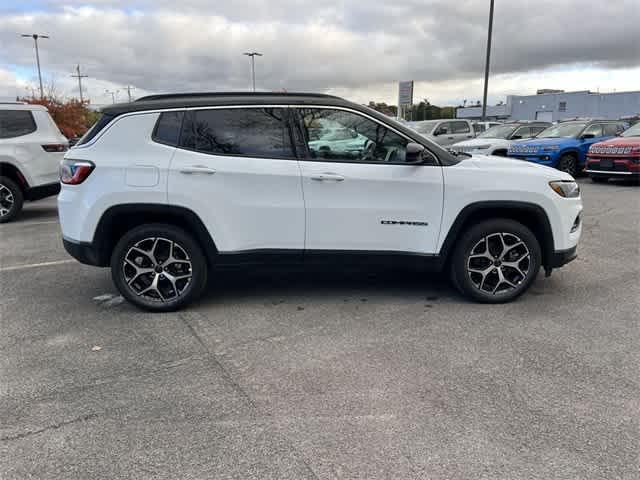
[98,92,460,165]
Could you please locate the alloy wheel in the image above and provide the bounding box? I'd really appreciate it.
[466,232,531,295]
[0,183,15,218]
[123,237,193,302]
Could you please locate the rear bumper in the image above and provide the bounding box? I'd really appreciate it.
[548,246,578,269]
[25,182,60,201]
[62,237,104,267]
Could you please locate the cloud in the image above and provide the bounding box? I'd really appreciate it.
[0,1,638,104]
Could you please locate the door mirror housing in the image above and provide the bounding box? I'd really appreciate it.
[405,142,426,163]
[511,134,522,140]
[581,133,595,140]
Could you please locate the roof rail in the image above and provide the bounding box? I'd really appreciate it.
[135,91,340,102]
[0,101,27,105]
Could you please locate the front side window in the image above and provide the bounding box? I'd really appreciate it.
[298,108,409,163]
[180,108,295,158]
[0,110,37,139]
[583,124,603,137]
[478,125,516,139]
[451,121,471,134]
[530,126,547,137]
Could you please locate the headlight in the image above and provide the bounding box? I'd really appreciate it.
[543,145,560,151]
[549,180,580,198]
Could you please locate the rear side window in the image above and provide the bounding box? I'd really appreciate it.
[180,108,294,158]
[603,124,622,136]
[0,110,37,139]
[76,113,114,146]
[153,111,184,146]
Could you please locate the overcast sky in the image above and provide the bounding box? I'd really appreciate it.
[1,0,639,106]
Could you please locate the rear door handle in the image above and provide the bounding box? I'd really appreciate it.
[310,173,345,182]
[179,165,216,175]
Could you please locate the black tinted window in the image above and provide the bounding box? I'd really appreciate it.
[180,108,294,158]
[0,110,37,139]
[602,124,620,136]
[76,113,113,146]
[451,121,471,134]
[153,111,184,146]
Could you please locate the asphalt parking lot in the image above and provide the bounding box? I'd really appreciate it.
[1,178,638,480]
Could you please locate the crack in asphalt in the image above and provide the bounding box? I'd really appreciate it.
[1,413,99,442]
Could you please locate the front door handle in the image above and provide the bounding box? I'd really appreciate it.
[179,165,216,175]
[447,136,455,140]
[310,173,345,182]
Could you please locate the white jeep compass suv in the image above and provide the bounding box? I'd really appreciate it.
[58,93,582,311]
[1,102,68,222]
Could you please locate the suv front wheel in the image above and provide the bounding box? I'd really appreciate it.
[450,219,541,303]
[111,224,208,311]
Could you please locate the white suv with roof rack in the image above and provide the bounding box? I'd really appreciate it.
[0,102,68,222]
[58,92,583,311]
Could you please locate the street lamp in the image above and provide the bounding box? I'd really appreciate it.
[481,0,495,121]
[21,34,49,99]
[243,52,263,92]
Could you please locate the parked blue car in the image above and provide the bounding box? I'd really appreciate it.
[507,120,628,176]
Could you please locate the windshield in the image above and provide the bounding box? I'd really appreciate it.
[411,121,439,134]
[621,123,640,137]
[537,122,587,139]
[477,125,517,139]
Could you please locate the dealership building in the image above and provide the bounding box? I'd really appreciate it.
[456,90,640,122]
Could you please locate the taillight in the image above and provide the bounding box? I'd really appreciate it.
[42,144,68,152]
[60,159,95,185]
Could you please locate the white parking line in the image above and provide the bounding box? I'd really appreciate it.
[0,259,75,272]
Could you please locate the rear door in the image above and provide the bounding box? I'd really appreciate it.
[294,107,444,254]
[167,107,305,253]
[578,123,605,163]
[450,121,475,144]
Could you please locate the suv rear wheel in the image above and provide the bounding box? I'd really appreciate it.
[450,219,541,303]
[111,224,208,311]
[0,176,24,223]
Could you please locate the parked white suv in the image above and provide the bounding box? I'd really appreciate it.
[58,93,582,311]
[408,119,475,146]
[0,102,68,222]
[450,121,551,157]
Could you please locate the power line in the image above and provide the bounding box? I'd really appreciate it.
[70,64,88,103]
[21,34,49,99]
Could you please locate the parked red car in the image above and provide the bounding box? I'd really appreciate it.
[585,123,640,183]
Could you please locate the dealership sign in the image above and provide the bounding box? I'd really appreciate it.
[398,81,414,106]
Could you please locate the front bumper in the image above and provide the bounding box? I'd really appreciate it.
[585,158,640,176]
[548,246,578,269]
[508,154,556,166]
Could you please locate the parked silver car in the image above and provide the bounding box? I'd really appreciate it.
[408,119,476,146]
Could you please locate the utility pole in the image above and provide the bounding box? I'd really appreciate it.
[70,64,88,103]
[21,34,49,99]
[243,52,263,92]
[481,0,495,121]
[123,85,135,102]
[105,89,119,104]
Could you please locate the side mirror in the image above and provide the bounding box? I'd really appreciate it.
[406,142,426,163]
[581,133,595,140]
[511,134,522,140]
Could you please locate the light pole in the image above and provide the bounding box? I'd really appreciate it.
[243,52,263,92]
[481,0,495,121]
[21,34,49,99]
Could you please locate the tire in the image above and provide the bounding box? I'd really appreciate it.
[590,176,609,184]
[557,154,578,177]
[111,224,208,312]
[0,176,24,223]
[450,219,542,303]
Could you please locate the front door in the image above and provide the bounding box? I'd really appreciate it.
[294,107,444,254]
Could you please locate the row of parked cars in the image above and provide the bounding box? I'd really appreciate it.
[407,118,639,181]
